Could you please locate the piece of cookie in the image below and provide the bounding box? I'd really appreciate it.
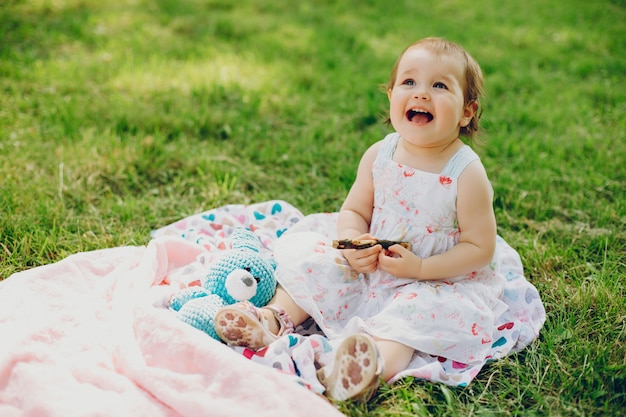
[332,239,412,251]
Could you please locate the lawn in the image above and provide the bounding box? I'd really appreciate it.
[1,0,624,415]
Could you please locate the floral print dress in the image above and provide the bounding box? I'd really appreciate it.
[273,133,509,365]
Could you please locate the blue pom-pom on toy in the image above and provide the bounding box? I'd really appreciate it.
[168,227,277,340]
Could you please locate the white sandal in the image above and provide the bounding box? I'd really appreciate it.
[214,301,295,351]
[318,333,383,402]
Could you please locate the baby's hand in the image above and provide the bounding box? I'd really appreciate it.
[339,233,383,273]
[378,244,423,279]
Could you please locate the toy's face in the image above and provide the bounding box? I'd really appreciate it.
[204,251,277,307]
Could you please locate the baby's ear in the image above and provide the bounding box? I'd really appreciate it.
[460,100,478,127]
[464,100,479,119]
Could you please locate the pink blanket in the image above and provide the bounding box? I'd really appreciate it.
[0,239,343,417]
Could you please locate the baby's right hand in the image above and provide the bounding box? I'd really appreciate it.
[341,234,383,273]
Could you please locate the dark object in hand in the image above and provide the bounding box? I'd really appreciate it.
[332,239,412,251]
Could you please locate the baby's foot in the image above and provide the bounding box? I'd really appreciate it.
[318,333,383,402]
[214,301,294,351]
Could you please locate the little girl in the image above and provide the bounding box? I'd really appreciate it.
[215,37,515,401]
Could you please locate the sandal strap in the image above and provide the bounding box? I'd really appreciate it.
[263,305,295,336]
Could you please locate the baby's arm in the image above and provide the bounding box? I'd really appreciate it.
[337,143,379,238]
[378,160,496,280]
[337,143,383,273]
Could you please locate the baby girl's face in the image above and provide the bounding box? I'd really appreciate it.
[388,47,474,149]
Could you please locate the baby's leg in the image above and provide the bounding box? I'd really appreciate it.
[263,286,309,334]
[214,286,309,350]
[373,337,414,381]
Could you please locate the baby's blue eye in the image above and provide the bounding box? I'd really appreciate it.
[402,79,415,86]
[433,82,447,89]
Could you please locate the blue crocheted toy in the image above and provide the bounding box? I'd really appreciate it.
[168,228,277,340]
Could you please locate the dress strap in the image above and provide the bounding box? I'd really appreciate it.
[441,145,480,178]
[378,132,400,159]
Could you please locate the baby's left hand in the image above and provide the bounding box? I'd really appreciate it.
[377,244,423,279]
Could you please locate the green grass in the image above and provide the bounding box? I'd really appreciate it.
[1,0,624,415]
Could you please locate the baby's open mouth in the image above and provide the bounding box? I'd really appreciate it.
[406,109,433,124]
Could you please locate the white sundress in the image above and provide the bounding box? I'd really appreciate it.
[273,132,510,365]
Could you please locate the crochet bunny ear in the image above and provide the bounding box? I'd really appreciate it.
[230,227,262,252]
